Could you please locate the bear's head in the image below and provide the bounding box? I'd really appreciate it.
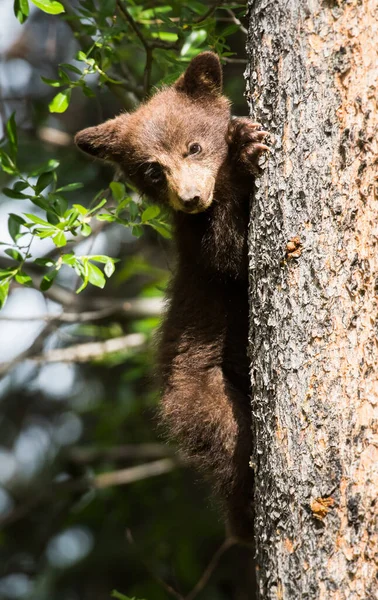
[75,52,231,214]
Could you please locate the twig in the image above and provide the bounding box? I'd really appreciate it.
[0,333,147,375]
[30,333,146,364]
[67,443,179,463]
[115,1,179,96]
[0,296,163,321]
[185,537,237,600]
[115,0,152,96]
[194,1,224,24]
[224,8,248,36]
[126,529,238,600]
[0,322,55,377]
[95,458,179,489]
[222,57,248,64]
[126,530,185,600]
[0,458,181,528]
[116,0,148,50]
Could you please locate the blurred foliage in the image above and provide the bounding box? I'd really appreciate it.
[1,0,246,308]
[0,1,253,599]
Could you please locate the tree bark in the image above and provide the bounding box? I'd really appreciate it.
[246,0,378,598]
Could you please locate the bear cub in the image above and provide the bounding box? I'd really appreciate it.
[75,52,268,540]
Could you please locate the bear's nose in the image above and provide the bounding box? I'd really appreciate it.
[179,189,201,210]
[180,196,201,211]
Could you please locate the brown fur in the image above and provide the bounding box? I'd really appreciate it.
[75,53,268,540]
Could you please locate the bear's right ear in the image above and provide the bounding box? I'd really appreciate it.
[75,115,127,162]
[175,52,222,99]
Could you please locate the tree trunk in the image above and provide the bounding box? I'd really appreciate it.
[246,0,378,598]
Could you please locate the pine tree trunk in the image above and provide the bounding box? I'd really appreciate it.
[246,0,378,597]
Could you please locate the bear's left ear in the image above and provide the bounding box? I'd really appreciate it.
[75,115,128,162]
[175,52,222,99]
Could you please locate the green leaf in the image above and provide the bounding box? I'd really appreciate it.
[181,30,207,56]
[13,181,29,192]
[0,281,10,309]
[57,68,71,84]
[6,114,18,160]
[40,76,61,87]
[131,225,143,238]
[76,276,88,295]
[5,248,23,262]
[62,253,76,266]
[111,591,146,600]
[38,228,57,239]
[8,215,23,242]
[35,257,56,267]
[52,231,66,247]
[0,150,17,175]
[24,214,51,226]
[56,182,84,192]
[49,88,71,113]
[129,202,139,221]
[110,181,125,203]
[96,213,114,222]
[88,255,111,264]
[49,194,68,217]
[72,204,88,216]
[40,269,59,291]
[35,171,54,194]
[115,197,131,215]
[141,205,160,223]
[0,268,17,281]
[151,32,178,42]
[60,63,82,75]
[112,591,145,600]
[30,159,60,177]
[2,188,29,200]
[15,271,33,286]
[14,0,30,23]
[8,213,26,225]
[150,221,172,239]
[87,263,106,288]
[30,0,65,14]
[81,223,92,237]
[221,23,240,37]
[88,198,107,214]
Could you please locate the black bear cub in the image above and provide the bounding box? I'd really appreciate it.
[75,52,268,539]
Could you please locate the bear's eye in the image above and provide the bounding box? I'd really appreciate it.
[188,143,202,156]
[144,162,164,183]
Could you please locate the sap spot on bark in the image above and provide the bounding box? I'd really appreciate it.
[310,496,335,520]
[285,236,302,259]
[333,46,352,75]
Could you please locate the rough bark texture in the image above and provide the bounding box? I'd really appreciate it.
[246,0,378,598]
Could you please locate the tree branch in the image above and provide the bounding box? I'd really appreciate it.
[31,333,146,364]
[224,8,248,35]
[95,458,178,488]
[0,458,182,528]
[67,443,179,464]
[193,1,224,24]
[115,0,179,96]
[0,333,147,375]
[185,537,238,600]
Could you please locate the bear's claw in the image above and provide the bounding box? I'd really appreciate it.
[227,118,270,174]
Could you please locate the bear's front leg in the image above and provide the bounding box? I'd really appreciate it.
[227,117,269,175]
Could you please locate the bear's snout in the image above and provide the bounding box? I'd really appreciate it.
[167,168,215,214]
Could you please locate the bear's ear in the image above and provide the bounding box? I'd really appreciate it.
[175,52,222,99]
[75,115,127,161]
